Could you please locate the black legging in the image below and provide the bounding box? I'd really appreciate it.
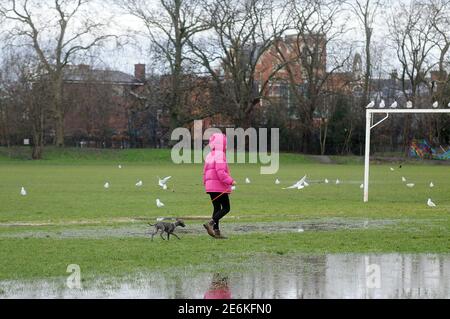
[209,193,231,230]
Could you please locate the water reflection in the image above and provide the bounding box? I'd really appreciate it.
[1,254,450,299]
[204,274,232,300]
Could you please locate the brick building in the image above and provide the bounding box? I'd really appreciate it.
[62,64,146,148]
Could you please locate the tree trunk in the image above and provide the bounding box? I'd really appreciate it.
[53,74,65,147]
[169,15,183,135]
[320,120,328,155]
[0,104,11,147]
[402,114,412,156]
[342,125,353,155]
[54,109,65,147]
[32,143,43,160]
[363,27,372,105]
[301,123,313,154]
[32,109,45,160]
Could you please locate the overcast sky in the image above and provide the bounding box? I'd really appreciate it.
[102,0,407,77]
[0,0,426,78]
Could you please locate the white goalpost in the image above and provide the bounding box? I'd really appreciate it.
[364,108,450,202]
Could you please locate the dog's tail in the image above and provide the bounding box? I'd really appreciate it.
[148,223,155,227]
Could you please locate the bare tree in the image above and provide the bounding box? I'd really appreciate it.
[117,0,209,135]
[349,0,383,106]
[0,49,50,159]
[428,0,450,97]
[188,0,290,127]
[427,0,450,144]
[389,0,438,103]
[428,0,450,75]
[0,63,11,147]
[63,66,120,147]
[272,0,352,153]
[28,74,50,159]
[388,0,439,150]
[0,0,116,147]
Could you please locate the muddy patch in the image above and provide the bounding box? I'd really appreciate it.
[0,219,396,239]
[0,218,140,228]
[1,254,449,299]
[229,219,394,233]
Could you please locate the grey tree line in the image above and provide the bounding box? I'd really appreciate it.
[0,0,449,158]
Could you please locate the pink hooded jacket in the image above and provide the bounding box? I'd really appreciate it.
[203,133,235,194]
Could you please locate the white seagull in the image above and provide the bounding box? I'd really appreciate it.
[136,180,143,187]
[336,179,341,185]
[104,182,110,189]
[275,179,281,185]
[118,165,123,169]
[360,184,364,189]
[390,101,398,109]
[325,179,329,184]
[390,167,395,172]
[406,101,413,109]
[284,176,307,190]
[366,101,375,109]
[158,176,172,190]
[245,178,251,184]
[432,101,439,109]
[406,183,415,188]
[156,199,165,208]
[430,182,435,188]
[427,198,437,208]
[20,187,27,196]
[402,177,407,183]
[379,100,386,109]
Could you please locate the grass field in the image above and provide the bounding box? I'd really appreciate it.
[0,147,449,282]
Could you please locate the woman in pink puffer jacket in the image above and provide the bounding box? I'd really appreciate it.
[203,133,236,239]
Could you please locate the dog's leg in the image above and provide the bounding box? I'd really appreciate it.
[151,230,158,241]
[167,233,171,241]
[160,232,166,240]
[171,233,181,240]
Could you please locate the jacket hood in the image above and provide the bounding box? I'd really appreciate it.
[209,133,227,152]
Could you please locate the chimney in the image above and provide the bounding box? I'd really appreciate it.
[78,64,90,72]
[135,64,146,82]
[431,70,447,82]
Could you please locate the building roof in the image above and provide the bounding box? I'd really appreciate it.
[63,65,143,86]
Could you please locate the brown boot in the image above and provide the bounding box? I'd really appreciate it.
[203,220,216,238]
[214,230,228,240]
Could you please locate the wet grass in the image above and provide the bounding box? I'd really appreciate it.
[0,160,448,223]
[2,226,450,281]
[0,148,449,281]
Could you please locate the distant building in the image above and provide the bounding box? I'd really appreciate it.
[256,34,327,107]
[62,64,145,148]
[192,34,330,129]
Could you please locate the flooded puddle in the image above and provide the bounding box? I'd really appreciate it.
[1,254,450,299]
[0,219,396,239]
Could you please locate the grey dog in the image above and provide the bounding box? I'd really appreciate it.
[148,219,186,241]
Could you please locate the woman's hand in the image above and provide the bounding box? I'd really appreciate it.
[232,181,237,186]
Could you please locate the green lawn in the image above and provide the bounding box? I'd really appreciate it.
[0,148,449,281]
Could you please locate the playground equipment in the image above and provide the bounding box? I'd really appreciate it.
[435,148,450,160]
[409,139,434,159]
[409,139,450,160]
